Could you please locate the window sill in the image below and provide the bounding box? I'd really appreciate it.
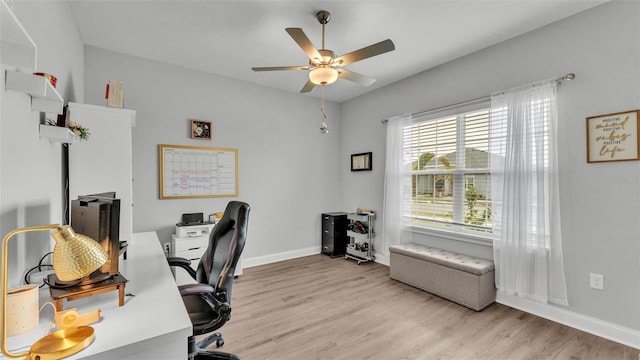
[410,225,493,247]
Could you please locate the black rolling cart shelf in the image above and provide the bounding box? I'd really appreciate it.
[321,212,348,257]
[345,213,375,264]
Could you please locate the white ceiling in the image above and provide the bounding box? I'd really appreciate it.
[66,0,606,103]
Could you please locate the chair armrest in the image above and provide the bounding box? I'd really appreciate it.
[167,256,191,267]
[179,284,231,321]
[167,256,197,281]
[178,283,215,297]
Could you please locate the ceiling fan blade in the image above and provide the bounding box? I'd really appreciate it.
[338,69,376,86]
[285,28,322,61]
[334,39,395,66]
[252,66,310,72]
[300,80,316,93]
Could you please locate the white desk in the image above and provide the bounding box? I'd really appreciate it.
[6,232,192,359]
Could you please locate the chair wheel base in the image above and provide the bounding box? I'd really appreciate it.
[189,335,240,360]
[194,352,241,360]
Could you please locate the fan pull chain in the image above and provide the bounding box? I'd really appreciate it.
[320,86,329,134]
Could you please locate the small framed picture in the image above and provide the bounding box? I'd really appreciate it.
[191,119,212,140]
[351,152,372,171]
[586,110,639,163]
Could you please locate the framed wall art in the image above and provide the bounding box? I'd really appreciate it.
[351,152,372,171]
[159,144,238,199]
[586,110,640,163]
[191,119,212,140]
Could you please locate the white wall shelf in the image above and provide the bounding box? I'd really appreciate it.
[39,124,77,144]
[5,70,64,114]
[0,0,37,71]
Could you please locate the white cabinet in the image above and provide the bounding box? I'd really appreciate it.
[172,234,208,285]
[68,102,136,244]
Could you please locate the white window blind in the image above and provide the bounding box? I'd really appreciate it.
[404,102,491,233]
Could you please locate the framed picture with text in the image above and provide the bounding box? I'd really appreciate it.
[191,119,212,140]
[586,110,640,163]
[351,152,372,171]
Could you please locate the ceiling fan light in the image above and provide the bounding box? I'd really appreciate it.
[309,67,338,86]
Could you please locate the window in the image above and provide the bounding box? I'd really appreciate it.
[405,106,491,233]
[464,175,475,190]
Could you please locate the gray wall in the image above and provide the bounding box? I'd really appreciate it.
[83,47,342,265]
[340,1,640,334]
[0,1,84,288]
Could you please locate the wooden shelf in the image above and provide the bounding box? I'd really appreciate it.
[0,0,37,71]
[6,70,63,114]
[39,124,77,144]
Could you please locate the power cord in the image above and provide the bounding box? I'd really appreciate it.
[40,301,57,337]
[0,302,58,357]
[25,251,84,289]
[24,252,54,288]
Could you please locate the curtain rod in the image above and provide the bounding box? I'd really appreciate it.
[381,73,575,124]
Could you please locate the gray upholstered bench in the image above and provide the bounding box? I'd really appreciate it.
[389,243,496,311]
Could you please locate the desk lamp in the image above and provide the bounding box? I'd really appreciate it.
[2,224,108,359]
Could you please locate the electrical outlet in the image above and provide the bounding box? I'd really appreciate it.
[590,273,604,290]
[163,242,171,257]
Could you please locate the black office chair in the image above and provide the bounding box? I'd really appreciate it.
[168,201,250,360]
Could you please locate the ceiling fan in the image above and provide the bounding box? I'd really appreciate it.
[251,10,395,93]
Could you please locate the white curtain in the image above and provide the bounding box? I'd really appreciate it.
[489,79,568,306]
[381,114,413,256]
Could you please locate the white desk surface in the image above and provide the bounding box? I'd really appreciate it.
[5,231,192,359]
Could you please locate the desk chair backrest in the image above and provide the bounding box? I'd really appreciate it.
[196,201,250,302]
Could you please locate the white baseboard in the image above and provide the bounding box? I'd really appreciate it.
[497,292,640,350]
[243,247,386,268]
[242,246,321,268]
[374,253,389,266]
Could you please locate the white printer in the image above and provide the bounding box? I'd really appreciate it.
[175,213,215,237]
[175,222,215,237]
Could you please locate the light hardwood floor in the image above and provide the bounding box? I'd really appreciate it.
[207,254,638,359]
